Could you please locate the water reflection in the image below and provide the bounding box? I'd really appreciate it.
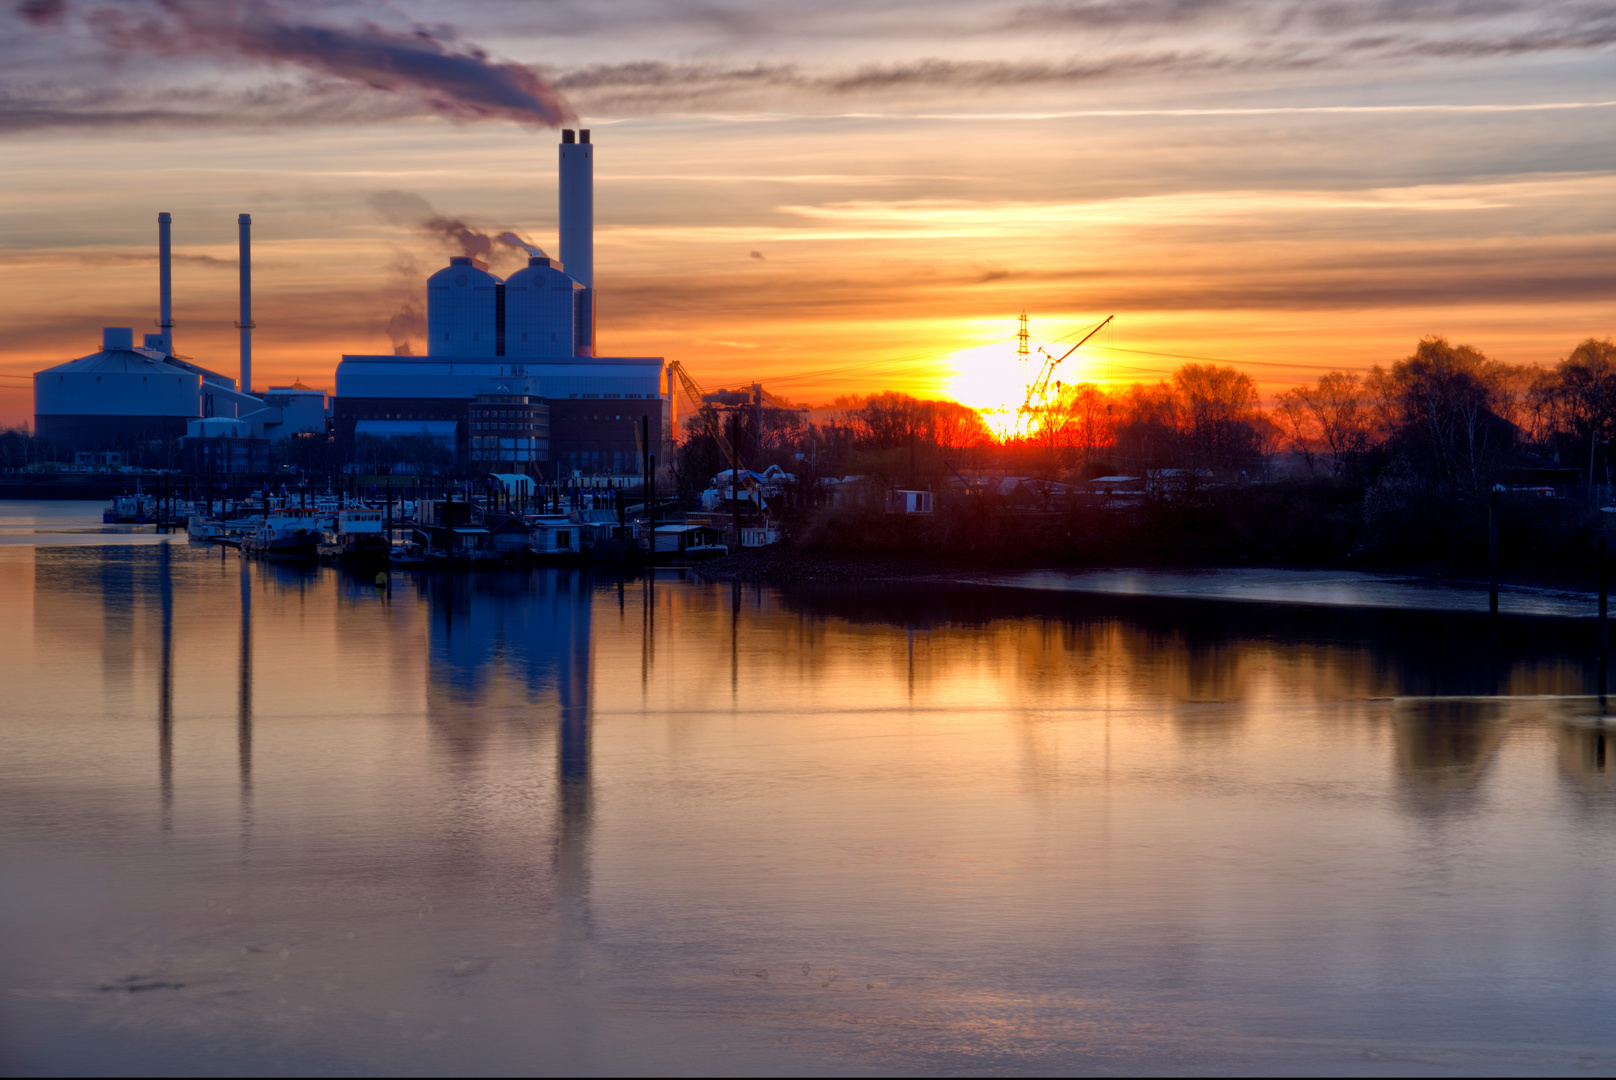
[1392,699,1511,817]
[7,548,1616,1073]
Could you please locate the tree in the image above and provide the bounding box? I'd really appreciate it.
[1173,363,1263,473]
[1275,371,1376,478]
[1371,336,1517,491]
[1527,338,1616,470]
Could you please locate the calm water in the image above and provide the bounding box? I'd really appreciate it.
[5,538,1616,1076]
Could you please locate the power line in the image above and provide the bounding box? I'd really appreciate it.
[733,331,1019,389]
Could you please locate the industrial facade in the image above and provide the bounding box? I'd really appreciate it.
[332,128,670,479]
[33,127,669,476]
[32,213,325,454]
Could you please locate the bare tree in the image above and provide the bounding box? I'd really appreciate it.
[1276,371,1376,478]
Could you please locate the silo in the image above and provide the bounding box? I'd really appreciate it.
[426,256,501,357]
[503,256,579,358]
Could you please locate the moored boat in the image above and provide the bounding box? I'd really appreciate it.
[319,509,391,566]
[243,511,323,562]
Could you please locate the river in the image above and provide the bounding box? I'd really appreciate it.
[3,535,1616,1075]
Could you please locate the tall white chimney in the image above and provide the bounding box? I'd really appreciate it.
[237,213,253,394]
[559,128,595,357]
[157,212,173,355]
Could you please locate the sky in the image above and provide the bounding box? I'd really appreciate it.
[0,0,1613,425]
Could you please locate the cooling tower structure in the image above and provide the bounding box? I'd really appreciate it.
[504,255,583,358]
[334,128,671,476]
[427,256,503,356]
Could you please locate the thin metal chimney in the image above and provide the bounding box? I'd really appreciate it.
[559,130,595,357]
[157,212,173,355]
[237,213,253,394]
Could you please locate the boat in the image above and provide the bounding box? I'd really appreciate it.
[187,515,228,542]
[242,511,323,562]
[528,515,585,562]
[318,509,392,566]
[650,523,729,561]
[103,493,156,523]
[389,541,427,567]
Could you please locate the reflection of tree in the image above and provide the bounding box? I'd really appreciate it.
[1392,699,1510,817]
[1554,720,1616,800]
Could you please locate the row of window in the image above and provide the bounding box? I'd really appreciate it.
[470,449,546,462]
[471,437,544,449]
[559,450,641,474]
[470,422,545,432]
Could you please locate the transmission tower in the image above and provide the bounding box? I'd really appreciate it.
[1016,311,1029,403]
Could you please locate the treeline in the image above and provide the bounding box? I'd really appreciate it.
[682,336,1616,490]
[677,336,1616,577]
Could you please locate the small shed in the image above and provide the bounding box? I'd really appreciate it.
[885,489,934,515]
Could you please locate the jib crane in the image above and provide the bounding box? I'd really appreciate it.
[668,360,738,466]
[1022,315,1113,419]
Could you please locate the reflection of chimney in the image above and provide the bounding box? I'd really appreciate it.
[237,214,253,394]
[559,128,595,357]
[157,212,173,355]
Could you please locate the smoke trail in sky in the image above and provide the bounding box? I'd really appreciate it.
[16,0,573,127]
[499,232,548,259]
[371,191,545,261]
[368,192,546,351]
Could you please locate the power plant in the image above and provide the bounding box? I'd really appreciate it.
[32,207,324,457]
[32,127,669,479]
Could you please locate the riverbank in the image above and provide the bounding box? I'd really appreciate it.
[691,543,1602,616]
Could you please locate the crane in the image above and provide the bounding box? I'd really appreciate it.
[667,360,738,466]
[1021,315,1113,420]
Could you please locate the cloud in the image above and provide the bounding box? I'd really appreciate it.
[0,250,235,267]
[5,0,573,129]
[5,0,1616,132]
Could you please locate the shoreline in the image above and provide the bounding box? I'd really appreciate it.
[688,545,1602,616]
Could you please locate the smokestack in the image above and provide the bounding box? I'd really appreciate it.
[237,213,253,394]
[157,212,173,355]
[559,128,595,357]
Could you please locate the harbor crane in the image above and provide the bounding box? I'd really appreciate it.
[1021,315,1114,422]
[668,360,738,465]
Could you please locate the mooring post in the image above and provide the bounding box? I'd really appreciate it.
[1488,488,1499,617]
[1601,538,1609,699]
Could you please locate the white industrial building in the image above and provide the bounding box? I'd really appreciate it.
[33,127,668,477]
[333,128,670,476]
[32,211,327,455]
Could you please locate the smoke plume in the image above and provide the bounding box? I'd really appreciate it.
[369,194,547,352]
[499,232,548,259]
[369,190,544,262]
[16,0,574,127]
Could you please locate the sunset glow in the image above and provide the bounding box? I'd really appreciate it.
[0,2,1612,426]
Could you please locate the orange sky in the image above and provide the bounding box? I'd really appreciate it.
[1,2,1613,426]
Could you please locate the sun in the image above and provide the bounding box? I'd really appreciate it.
[942,343,1021,411]
[941,342,1026,440]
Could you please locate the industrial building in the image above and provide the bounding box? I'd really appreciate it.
[33,128,667,478]
[32,211,328,460]
[331,128,671,480]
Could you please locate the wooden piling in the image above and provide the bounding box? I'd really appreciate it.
[1488,488,1499,616]
[1601,536,1609,668]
